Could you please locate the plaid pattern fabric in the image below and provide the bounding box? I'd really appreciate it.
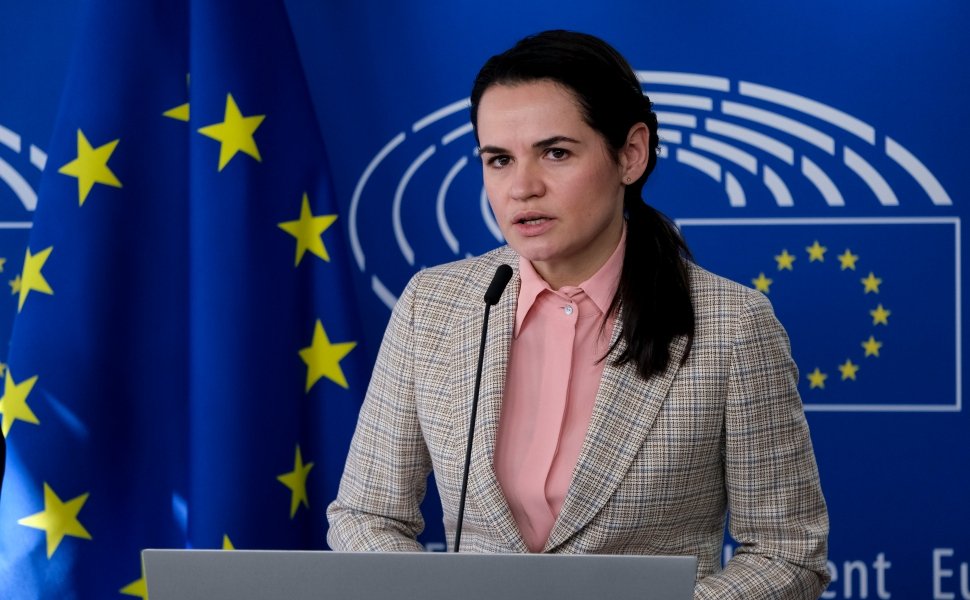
[328,245,829,600]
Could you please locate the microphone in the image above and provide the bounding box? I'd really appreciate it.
[454,264,513,552]
[484,264,513,305]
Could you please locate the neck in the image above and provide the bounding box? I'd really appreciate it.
[533,222,625,290]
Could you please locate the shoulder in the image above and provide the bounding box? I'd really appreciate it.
[687,262,781,342]
[398,245,519,314]
[688,261,773,312]
[689,262,750,300]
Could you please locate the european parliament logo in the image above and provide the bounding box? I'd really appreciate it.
[347,71,958,414]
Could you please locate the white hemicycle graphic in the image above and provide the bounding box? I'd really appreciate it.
[641,73,951,209]
[349,72,954,310]
[0,122,45,212]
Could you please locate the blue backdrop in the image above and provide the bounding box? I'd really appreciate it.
[1,1,968,598]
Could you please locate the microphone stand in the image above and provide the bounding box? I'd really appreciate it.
[454,264,512,552]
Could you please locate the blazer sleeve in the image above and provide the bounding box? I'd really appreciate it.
[695,290,830,599]
[326,272,431,552]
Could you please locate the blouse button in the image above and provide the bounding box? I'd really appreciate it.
[563,305,574,316]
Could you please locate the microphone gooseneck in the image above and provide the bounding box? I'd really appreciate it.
[454,264,513,552]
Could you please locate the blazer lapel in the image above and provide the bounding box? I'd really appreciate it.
[455,262,528,552]
[543,326,688,552]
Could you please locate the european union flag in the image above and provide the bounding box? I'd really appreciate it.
[0,1,366,597]
[680,218,959,412]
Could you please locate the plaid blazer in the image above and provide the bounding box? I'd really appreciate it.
[328,245,829,600]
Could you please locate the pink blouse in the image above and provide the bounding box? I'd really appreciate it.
[493,231,624,552]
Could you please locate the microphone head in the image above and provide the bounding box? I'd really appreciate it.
[484,264,513,305]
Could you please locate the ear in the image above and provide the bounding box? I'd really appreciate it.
[618,122,650,183]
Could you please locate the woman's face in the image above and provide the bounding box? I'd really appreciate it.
[476,80,630,288]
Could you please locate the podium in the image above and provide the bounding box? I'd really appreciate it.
[143,549,697,600]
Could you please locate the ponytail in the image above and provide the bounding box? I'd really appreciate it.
[606,196,694,380]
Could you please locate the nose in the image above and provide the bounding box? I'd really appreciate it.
[508,160,545,202]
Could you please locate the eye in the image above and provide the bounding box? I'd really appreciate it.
[545,147,570,160]
[485,155,511,168]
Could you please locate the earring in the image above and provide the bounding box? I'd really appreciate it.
[623,177,632,184]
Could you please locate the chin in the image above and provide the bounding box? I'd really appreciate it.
[505,230,570,261]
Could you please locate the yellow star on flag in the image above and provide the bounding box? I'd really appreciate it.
[0,256,6,272]
[838,359,860,381]
[119,566,148,600]
[18,246,54,312]
[870,304,891,326]
[0,369,40,437]
[862,336,883,357]
[163,103,190,122]
[806,240,827,262]
[17,483,92,558]
[277,445,315,518]
[807,368,828,389]
[163,74,191,122]
[197,93,265,171]
[751,272,773,293]
[9,274,22,295]
[278,193,338,266]
[837,249,859,270]
[57,129,122,206]
[299,319,356,391]
[774,249,796,271]
[861,272,882,294]
[222,534,235,550]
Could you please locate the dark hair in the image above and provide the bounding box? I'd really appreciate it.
[470,30,694,381]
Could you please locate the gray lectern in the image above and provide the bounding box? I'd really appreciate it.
[143,549,697,600]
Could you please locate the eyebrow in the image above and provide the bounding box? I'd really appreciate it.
[478,135,581,155]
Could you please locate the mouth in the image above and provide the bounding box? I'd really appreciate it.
[512,210,553,225]
[517,217,550,225]
[511,213,555,237]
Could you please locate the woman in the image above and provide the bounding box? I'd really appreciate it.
[328,30,829,599]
